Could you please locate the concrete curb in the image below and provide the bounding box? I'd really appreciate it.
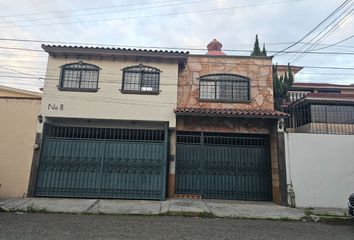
[6,198,351,222]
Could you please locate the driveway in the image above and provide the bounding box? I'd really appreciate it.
[0,213,353,240]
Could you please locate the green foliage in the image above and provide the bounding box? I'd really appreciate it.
[273,63,294,110]
[262,43,267,56]
[251,34,261,56]
[251,34,267,56]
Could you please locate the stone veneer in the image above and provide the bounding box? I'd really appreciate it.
[173,54,283,205]
[177,55,274,110]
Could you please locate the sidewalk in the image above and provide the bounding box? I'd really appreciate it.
[0,197,309,220]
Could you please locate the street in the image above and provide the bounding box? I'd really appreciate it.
[0,213,353,240]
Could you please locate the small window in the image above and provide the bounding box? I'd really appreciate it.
[199,74,250,102]
[122,64,160,94]
[59,62,99,92]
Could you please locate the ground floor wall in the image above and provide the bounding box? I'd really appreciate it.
[285,133,354,208]
[0,98,41,198]
[169,116,286,205]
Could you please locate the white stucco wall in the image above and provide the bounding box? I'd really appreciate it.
[285,133,354,208]
[40,56,179,131]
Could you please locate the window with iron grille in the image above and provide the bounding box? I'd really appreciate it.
[199,74,250,102]
[122,64,160,94]
[59,62,100,91]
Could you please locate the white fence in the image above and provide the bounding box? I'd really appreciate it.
[285,133,354,208]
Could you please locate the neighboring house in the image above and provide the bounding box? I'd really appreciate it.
[284,82,354,134]
[28,40,288,205]
[283,91,354,208]
[285,93,354,134]
[0,85,41,198]
[288,82,354,102]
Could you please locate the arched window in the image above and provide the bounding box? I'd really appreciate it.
[59,62,100,91]
[199,74,250,102]
[122,64,160,94]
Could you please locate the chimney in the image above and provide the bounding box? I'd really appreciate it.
[206,38,226,55]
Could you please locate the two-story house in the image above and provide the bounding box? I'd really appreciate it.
[173,39,287,204]
[28,45,188,200]
[28,40,287,205]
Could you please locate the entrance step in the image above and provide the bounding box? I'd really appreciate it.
[175,194,202,199]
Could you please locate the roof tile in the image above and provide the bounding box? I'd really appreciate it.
[175,107,288,118]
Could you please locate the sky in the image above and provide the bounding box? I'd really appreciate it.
[0,0,353,92]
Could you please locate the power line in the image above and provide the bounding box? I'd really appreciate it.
[0,0,304,29]
[1,37,353,49]
[0,0,217,26]
[1,44,354,56]
[312,34,354,51]
[0,0,187,19]
[272,0,352,56]
[290,3,354,63]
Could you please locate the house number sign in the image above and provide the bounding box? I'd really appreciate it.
[48,104,64,111]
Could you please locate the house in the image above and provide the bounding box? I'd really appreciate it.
[0,85,41,198]
[28,44,188,200]
[285,93,354,134]
[283,82,354,134]
[28,39,288,205]
[288,82,354,102]
[174,39,287,204]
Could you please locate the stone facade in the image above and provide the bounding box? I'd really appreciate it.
[177,55,274,110]
[174,54,284,205]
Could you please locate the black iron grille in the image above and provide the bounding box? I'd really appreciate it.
[45,124,165,142]
[60,62,99,90]
[176,131,267,147]
[122,65,160,93]
[199,74,250,102]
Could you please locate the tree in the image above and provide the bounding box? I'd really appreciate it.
[273,63,294,110]
[251,34,267,56]
[262,43,267,56]
[251,34,261,56]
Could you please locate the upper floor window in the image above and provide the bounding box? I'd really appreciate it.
[59,62,100,92]
[199,74,250,102]
[122,64,160,94]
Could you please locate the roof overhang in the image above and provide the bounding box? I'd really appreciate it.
[42,44,189,65]
[175,107,288,119]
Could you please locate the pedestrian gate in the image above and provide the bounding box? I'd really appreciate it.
[175,132,272,201]
[35,123,168,200]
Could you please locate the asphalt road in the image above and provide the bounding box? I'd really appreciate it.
[0,213,353,240]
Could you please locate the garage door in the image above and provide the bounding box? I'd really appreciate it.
[175,131,272,201]
[35,123,168,200]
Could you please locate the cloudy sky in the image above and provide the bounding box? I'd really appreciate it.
[0,0,353,92]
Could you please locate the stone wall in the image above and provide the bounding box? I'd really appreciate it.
[176,116,274,134]
[178,55,274,110]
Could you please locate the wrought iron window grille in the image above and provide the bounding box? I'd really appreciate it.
[58,62,100,92]
[199,74,250,102]
[121,64,161,94]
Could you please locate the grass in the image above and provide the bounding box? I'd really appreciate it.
[21,204,49,213]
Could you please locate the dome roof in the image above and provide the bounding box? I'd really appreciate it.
[206,39,226,55]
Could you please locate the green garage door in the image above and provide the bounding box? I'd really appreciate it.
[176,131,272,201]
[35,123,168,200]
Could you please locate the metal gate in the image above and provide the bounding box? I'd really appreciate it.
[35,123,168,200]
[175,131,272,201]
